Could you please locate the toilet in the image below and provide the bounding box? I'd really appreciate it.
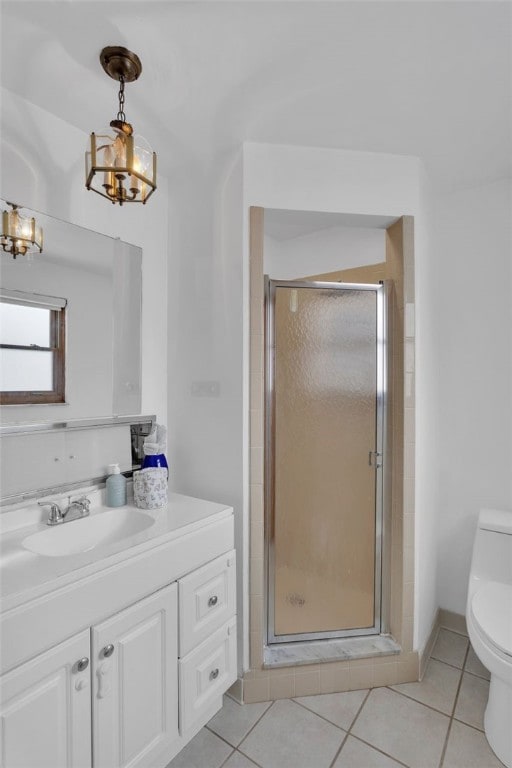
[466,509,512,768]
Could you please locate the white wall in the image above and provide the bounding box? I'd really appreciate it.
[264,225,385,280]
[1,87,169,426]
[434,178,512,615]
[166,151,246,668]
[243,142,437,656]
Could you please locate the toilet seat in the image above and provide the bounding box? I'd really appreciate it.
[471,581,512,658]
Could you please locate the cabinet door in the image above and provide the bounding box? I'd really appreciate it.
[0,629,91,768]
[92,583,178,768]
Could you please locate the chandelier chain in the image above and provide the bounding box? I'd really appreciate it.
[117,75,126,122]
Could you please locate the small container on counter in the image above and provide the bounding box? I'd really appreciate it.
[105,463,127,507]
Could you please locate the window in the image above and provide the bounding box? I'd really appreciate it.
[0,289,66,405]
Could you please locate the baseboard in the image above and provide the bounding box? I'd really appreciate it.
[418,608,468,680]
[234,610,468,704]
[438,608,468,636]
[419,609,441,680]
[226,677,243,704]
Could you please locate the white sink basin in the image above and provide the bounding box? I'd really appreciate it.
[23,508,155,557]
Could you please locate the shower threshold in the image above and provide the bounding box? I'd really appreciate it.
[263,634,401,669]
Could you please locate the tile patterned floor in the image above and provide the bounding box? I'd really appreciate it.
[167,629,505,768]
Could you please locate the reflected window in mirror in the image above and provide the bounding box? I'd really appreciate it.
[0,290,66,405]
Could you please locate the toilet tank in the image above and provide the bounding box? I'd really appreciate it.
[469,509,512,589]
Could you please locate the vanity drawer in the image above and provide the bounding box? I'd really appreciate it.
[179,550,236,656]
[179,617,237,734]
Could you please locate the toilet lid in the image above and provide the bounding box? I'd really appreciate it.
[471,581,512,657]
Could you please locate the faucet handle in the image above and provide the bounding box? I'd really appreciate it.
[38,501,64,525]
[75,496,91,512]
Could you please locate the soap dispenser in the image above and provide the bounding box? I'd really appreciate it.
[106,463,127,507]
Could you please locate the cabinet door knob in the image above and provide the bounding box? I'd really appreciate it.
[209,668,220,681]
[102,644,115,658]
[208,595,218,607]
[76,657,89,672]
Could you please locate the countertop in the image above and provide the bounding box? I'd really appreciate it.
[0,490,232,612]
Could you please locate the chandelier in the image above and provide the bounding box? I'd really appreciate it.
[1,203,43,259]
[85,47,157,206]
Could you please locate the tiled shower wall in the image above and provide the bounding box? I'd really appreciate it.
[242,209,416,703]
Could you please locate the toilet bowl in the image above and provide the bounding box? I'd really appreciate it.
[466,509,512,768]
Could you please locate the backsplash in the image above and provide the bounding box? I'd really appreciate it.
[0,416,154,506]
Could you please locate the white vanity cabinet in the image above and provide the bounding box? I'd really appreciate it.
[0,497,237,768]
[92,583,179,768]
[0,630,92,768]
[178,550,237,733]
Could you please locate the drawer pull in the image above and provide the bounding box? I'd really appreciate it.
[97,662,112,699]
[76,657,89,672]
[209,668,220,681]
[102,644,115,658]
[208,595,218,607]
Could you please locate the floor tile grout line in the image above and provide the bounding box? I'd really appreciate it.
[234,700,276,766]
[461,668,490,682]
[451,715,485,734]
[281,690,423,768]
[211,698,275,751]
[387,683,458,719]
[345,688,414,768]
[235,745,265,768]
[438,627,469,639]
[327,689,372,768]
[327,729,349,768]
[430,654,467,672]
[230,749,264,768]
[218,747,236,768]
[204,726,245,753]
[438,718,454,768]
[291,696,353,734]
[349,734,411,768]
[435,639,490,681]
[437,640,470,768]
[451,643,471,718]
[210,644,489,768]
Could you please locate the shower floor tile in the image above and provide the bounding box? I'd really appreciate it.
[166,631,506,768]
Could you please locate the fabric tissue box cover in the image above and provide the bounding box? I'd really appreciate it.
[133,467,168,509]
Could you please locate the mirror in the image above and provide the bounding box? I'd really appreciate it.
[0,200,142,423]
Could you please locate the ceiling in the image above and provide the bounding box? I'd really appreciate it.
[1,1,511,192]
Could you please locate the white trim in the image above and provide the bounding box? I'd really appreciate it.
[0,288,67,310]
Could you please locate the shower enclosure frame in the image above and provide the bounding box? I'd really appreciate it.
[264,278,390,646]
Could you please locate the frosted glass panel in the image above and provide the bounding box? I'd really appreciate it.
[0,303,50,347]
[273,286,377,636]
[0,349,53,391]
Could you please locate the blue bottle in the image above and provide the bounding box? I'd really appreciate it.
[142,453,168,471]
[142,453,169,479]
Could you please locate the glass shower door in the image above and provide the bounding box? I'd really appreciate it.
[266,280,385,643]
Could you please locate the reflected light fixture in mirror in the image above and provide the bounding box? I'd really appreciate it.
[1,202,43,259]
[85,46,157,206]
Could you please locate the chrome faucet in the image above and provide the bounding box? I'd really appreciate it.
[38,496,91,526]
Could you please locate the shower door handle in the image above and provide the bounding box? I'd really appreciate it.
[369,451,382,469]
